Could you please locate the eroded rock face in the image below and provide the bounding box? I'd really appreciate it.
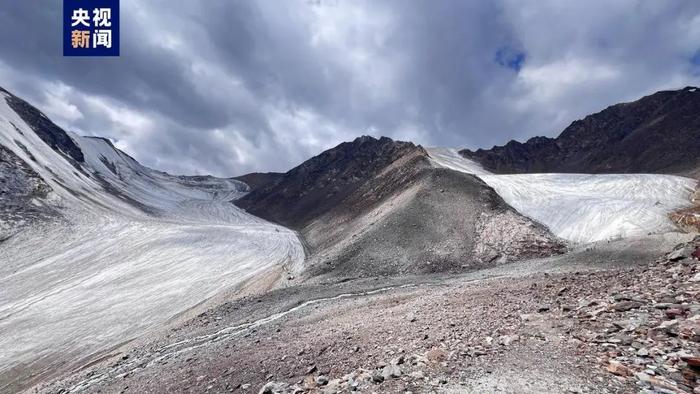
[302,162,567,278]
[473,210,567,264]
[461,86,700,177]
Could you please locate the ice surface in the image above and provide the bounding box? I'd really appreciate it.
[427,147,696,244]
[424,147,490,175]
[0,96,304,387]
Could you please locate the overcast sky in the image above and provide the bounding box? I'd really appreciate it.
[1,1,699,176]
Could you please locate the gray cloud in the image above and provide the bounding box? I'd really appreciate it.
[0,0,699,176]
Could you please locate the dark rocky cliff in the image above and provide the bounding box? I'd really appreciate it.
[236,136,423,228]
[461,87,700,177]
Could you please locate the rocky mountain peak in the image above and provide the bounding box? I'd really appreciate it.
[236,136,426,227]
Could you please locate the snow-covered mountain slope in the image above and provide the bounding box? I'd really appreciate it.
[423,147,490,175]
[427,148,697,243]
[0,89,304,391]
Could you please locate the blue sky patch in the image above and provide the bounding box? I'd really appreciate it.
[691,49,700,65]
[690,49,700,76]
[495,47,526,72]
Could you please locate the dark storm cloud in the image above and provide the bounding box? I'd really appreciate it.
[0,0,699,176]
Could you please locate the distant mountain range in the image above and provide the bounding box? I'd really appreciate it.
[460,86,700,178]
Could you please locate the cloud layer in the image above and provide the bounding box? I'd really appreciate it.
[0,0,699,176]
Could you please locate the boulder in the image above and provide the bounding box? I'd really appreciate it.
[381,364,402,379]
[606,360,631,376]
[612,301,643,312]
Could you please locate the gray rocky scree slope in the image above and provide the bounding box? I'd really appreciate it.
[461,86,700,178]
[260,236,700,394]
[236,136,566,279]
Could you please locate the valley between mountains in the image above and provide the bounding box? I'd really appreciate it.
[0,86,699,394]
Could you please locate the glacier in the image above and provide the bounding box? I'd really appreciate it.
[0,91,304,388]
[427,147,697,244]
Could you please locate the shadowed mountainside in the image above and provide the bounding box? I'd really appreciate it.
[236,136,421,228]
[233,172,283,192]
[461,86,700,177]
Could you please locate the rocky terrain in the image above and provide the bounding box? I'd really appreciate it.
[672,186,700,233]
[301,165,566,279]
[237,136,566,280]
[236,136,424,229]
[36,234,699,394]
[461,86,700,177]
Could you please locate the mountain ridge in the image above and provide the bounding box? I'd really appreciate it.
[236,135,567,279]
[236,135,425,228]
[460,86,700,178]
